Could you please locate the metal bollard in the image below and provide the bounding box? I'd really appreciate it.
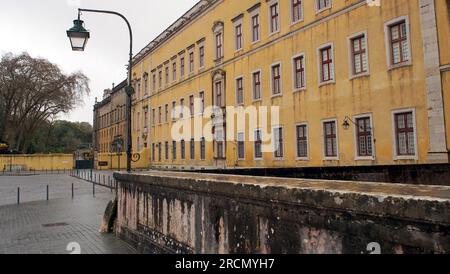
[46,185,49,201]
[17,187,20,204]
[71,183,74,199]
[92,182,95,197]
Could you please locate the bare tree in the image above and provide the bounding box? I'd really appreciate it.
[0,52,90,152]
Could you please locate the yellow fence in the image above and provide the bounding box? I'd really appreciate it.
[0,154,73,171]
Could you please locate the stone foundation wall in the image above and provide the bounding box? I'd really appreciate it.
[114,172,450,254]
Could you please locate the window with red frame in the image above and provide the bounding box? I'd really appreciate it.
[270,3,279,33]
[395,112,415,156]
[293,56,305,89]
[351,35,368,75]
[292,0,303,23]
[251,14,260,42]
[324,121,337,157]
[389,21,409,65]
[236,77,244,105]
[320,46,333,82]
[356,117,373,157]
[235,24,243,50]
[271,64,281,95]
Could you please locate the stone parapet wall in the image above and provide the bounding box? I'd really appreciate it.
[114,171,450,254]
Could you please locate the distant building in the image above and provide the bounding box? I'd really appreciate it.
[93,80,127,169]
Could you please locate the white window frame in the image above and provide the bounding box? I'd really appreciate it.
[267,0,280,36]
[188,48,195,75]
[249,8,261,44]
[233,18,244,52]
[295,122,309,161]
[292,53,306,92]
[199,90,205,115]
[272,125,284,160]
[322,118,339,160]
[315,0,332,14]
[348,31,370,79]
[198,42,205,70]
[251,69,262,102]
[352,113,375,161]
[237,131,246,160]
[384,16,412,70]
[290,0,304,25]
[317,42,335,86]
[253,128,263,160]
[235,75,244,106]
[391,108,418,160]
[270,62,283,98]
[188,93,195,117]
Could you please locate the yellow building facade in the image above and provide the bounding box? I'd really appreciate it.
[128,0,450,170]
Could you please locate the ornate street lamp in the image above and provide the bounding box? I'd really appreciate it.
[66,18,90,51]
[67,8,135,172]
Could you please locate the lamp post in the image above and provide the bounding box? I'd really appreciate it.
[67,8,134,172]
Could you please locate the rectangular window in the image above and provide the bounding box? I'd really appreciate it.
[236,77,244,105]
[270,3,279,33]
[165,141,169,160]
[144,78,148,95]
[165,104,168,123]
[165,66,169,84]
[215,81,223,107]
[158,70,162,88]
[317,0,331,11]
[172,62,177,81]
[254,129,262,159]
[253,71,261,100]
[172,141,177,160]
[356,117,373,157]
[395,112,415,156]
[273,127,283,158]
[351,35,368,75]
[171,101,176,121]
[152,74,156,92]
[324,121,337,158]
[199,91,205,114]
[180,56,185,77]
[389,20,409,65]
[190,138,195,160]
[152,143,155,161]
[292,0,303,23]
[158,106,162,124]
[237,132,245,159]
[199,46,205,68]
[293,55,305,90]
[158,142,161,162]
[189,52,194,73]
[271,64,281,95]
[200,137,206,160]
[235,24,243,50]
[296,124,308,158]
[181,140,186,159]
[180,98,184,119]
[251,14,260,42]
[320,46,334,83]
[151,109,155,126]
[189,95,194,117]
[215,129,225,159]
[216,33,223,59]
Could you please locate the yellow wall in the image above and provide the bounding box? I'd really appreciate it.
[96,150,150,170]
[0,154,73,171]
[436,0,450,150]
[130,0,449,169]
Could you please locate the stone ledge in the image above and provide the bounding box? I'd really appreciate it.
[114,171,450,226]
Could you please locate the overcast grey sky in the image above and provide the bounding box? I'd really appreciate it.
[0,0,198,124]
